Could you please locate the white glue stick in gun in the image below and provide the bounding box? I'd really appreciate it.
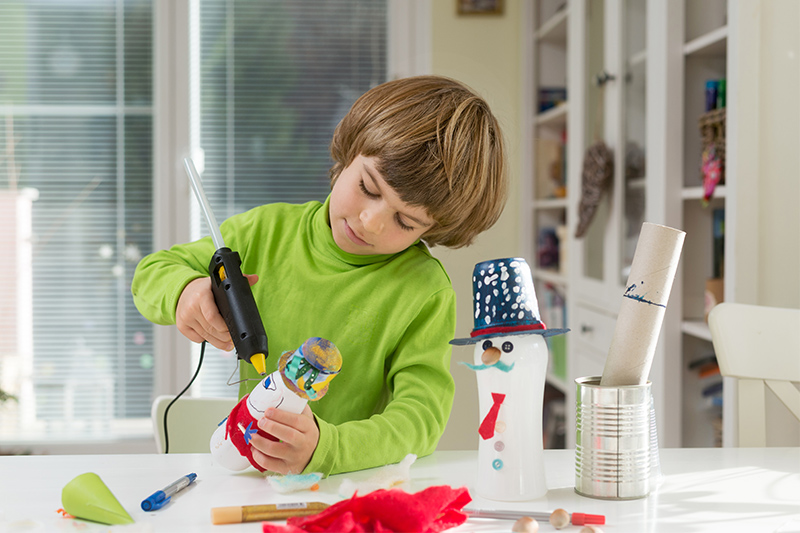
[183,157,268,375]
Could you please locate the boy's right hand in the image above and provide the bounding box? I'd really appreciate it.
[175,275,259,351]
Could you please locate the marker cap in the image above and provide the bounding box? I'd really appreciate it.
[141,490,169,511]
[571,512,605,525]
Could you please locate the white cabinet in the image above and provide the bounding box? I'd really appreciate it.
[525,0,735,448]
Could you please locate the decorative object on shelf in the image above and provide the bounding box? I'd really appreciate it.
[575,140,613,238]
[457,0,503,16]
[451,258,568,501]
[699,108,726,206]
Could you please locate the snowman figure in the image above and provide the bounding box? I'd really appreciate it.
[210,337,342,472]
[451,258,568,501]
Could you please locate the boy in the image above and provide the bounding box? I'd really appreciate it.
[132,75,507,476]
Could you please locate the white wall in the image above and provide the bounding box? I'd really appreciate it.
[427,1,523,451]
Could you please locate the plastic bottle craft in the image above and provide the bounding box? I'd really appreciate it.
[451,258,568,501]
[210,337,342,472]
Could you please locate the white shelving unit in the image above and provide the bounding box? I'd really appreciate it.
[679,0,731,448]
[525,0,735,449]
[522,0,571,450]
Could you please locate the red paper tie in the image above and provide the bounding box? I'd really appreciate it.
[478,393,505,440]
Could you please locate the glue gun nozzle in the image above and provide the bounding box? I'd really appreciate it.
[250,353,267,375]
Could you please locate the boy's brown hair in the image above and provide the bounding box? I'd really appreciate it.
[329,75,507,248]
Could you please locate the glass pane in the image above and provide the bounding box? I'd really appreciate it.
[191,0,388,397]
[622,0,647,283]
[0,0,154,441]
[581,0,606,281]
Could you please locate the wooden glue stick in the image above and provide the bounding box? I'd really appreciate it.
[211,501,329,524]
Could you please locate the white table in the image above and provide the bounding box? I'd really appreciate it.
[0,448,798,532]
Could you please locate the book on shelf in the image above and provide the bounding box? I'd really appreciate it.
[538,87,567,114]
[542,383,566,450]
[712,207,725,278]
[705,208,725,321]
[540,283,567,382]
[537,227,560,271]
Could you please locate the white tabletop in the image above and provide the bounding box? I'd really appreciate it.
[0,448,798,532]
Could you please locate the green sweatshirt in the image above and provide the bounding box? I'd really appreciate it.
[131,197,456,476]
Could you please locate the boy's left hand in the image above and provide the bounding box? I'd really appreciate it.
[249,405,319,475]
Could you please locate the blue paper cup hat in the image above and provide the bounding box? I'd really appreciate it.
[450,257,569,345]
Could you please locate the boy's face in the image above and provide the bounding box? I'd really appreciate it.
[329,154,434,255]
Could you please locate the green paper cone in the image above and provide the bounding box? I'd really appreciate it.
[62,472,134,525]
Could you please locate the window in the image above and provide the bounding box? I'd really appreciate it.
[190,0,388,397]
[0,0,155,443]
[0,0,422,449]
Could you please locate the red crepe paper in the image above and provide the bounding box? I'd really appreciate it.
[262,485,471,533]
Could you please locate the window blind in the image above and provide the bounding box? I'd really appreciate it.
[0,0,154,441]
[0,0,388,443]
[190,0,388,397]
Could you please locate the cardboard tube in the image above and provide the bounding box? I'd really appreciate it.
[601,223,685,386]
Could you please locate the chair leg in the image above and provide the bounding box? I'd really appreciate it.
[766,380,800,421]
[738,379,766,447]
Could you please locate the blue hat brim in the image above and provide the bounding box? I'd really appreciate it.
[450,327,570,346]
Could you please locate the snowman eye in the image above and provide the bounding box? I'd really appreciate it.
[502,341,514,353]
[482,340,493,351]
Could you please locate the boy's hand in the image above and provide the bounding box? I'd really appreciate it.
[175,274,258,351]
[249,405,319,475]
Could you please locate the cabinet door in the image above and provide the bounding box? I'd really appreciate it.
[573,0,647,307]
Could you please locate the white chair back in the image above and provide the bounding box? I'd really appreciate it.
[151,395,238,453]
[708,302,800,446]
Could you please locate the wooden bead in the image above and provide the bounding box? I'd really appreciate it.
[549,508,570,530]
[511,516,539,533]
[580,527,604,533]
[481,346,502,365]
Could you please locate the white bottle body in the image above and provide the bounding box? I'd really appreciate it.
[474,334,548,501]
[210,370,308,471]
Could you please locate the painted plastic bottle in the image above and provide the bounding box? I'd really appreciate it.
[210,337,342,471]
[473,333,548,500]
[210,370,308,471]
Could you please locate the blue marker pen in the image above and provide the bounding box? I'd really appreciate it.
[141,473,197,511]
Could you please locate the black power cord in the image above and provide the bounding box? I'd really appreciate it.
[163,340,206,454]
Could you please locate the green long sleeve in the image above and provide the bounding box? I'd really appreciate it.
[132,197,456,476]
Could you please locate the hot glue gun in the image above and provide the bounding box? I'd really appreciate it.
[183,157,268,375]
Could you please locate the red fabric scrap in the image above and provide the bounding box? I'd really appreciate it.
[262,485,471,533]
[478,393,505,440]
